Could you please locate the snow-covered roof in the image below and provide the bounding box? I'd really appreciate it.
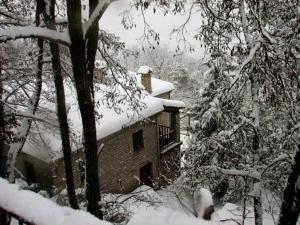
[138,66,152,74]
[160,99,185,108]
[22,84,164,162]
[135,73,174,97]
[22,72,181,162]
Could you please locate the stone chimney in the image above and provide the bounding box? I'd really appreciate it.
[138,66,153,93]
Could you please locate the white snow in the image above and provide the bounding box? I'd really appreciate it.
[138,66,153,74]
[161,98,185,108]
[22,81,164,162]
[125,188,279,225]
[0,178,111,225]
[233,41,261,84]
[2,180,281,225]
[193,188,214,219]
[135,73,174,97]
[0,26,70,45]
[213,203,276,225]
[128,207,216,225]
[82,0,110,37]
[94,60,106,69]
[116,185,277,225]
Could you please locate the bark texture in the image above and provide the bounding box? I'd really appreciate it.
[66,0,102,218]
[278,147,300,225]
[0,57,9,225]
[39,0,79,210]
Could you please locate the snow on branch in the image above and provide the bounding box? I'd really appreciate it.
[217,154,291,180]
[261,154,291,176]
[0,26,70,45]
[261,28,276,44]
[238,41,261,75]
[83,0,118,37]
[217,167,261,180]
[231,41,261,87]
[12,111,59,128]
[0,8,31,24]
[239,0,253,48]
[0,178,112,225]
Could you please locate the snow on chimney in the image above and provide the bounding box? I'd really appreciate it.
[138,66,153,93]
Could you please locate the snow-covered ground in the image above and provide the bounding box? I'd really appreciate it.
[0,178,111,225]
[2,177,289,225]
[102,184,279,225]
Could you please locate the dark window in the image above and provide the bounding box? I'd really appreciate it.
[133,129,144,151]
[24,161,36,183]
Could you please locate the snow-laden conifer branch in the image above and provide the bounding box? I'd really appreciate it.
[238,41,261,75]
[231,41,261,87]
[0,26,70,45]
[239,0,253,48]
[216,154,291,181]
[217,167,261,180]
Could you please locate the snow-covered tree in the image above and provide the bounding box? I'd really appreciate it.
[0,0,133,218]
[131,0,299,224]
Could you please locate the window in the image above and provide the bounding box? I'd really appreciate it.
[133,129,144,151]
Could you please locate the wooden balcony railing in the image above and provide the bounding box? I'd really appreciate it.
[158,125,176,150]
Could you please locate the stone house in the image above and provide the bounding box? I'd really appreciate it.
[15,66,185,194]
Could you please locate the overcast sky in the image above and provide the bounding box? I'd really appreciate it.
[99,0,204,58]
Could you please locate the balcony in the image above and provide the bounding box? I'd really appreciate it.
[158,125,181,153]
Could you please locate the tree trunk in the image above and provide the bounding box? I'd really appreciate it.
[39,0,79,210]
[50,42,79,209]
[86,0,109,92]
[253,195,263,225]
[0,57,9,225]
[278,147,300,225]
[0,61,6,179]
[66,0,102,218]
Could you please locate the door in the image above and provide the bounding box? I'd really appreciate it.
[140,163,153,187]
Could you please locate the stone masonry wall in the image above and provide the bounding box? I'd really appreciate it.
[52,118,160,194]
[98,120,159,193]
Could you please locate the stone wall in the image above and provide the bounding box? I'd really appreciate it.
[16,153,54,193]
[52,150,84,193]
[98,119,159,193]
[51,117,160,194]
[16,104,181,195]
